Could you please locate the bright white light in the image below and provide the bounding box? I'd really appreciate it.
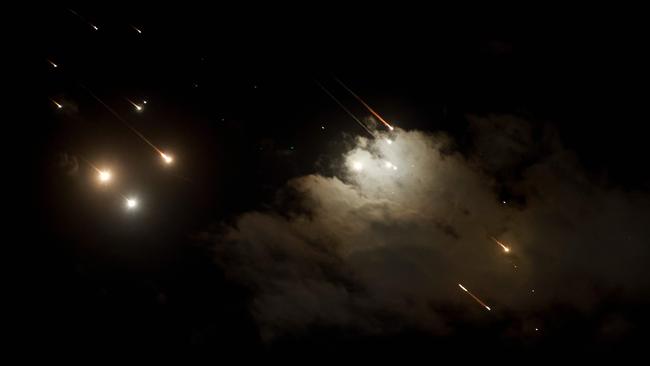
[385,139,393,145]
[126,198,138,209]
[92,25,98,30]
[98,170,111,182]
[135,105,143,111]
[352,161,363,171]
[161,153,173,164]
[143,100,147,104]
[53,100,63,109]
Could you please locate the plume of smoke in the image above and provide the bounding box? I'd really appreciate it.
[201,115,650,341]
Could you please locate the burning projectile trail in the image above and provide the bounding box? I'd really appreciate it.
[68,9,99,30]
[80,85,163,154]
[81,157,112,184]
[491,237,511,253]
[333,76,394,131]
[48,59,58,68]
[51,100,63,109]
[126,98,144,112]
[315,80,374,136]
[131,25,142,34]
[458,283,491,311]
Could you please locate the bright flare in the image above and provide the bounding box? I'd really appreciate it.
[161,153,173,164]
[52,100,63,109]
[352,161,363,171]
[98,170,111,183]
[48,60,58,68]
[333,76,394,131]
[458,283,491,311]
[126,98,143,112]
[491,237,511,253]
[125,198,138,209]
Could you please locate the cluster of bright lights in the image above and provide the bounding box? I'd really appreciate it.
[384,161,398,170]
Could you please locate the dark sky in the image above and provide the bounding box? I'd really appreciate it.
[17,5,650,360]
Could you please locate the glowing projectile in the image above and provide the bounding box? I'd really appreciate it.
[125,197,138,209]
[458,283,491,311]
[333,76,394,131]
[491,237,511,253]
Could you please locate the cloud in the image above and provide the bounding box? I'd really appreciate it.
[200,115,650,341]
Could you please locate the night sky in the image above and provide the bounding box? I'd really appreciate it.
[19,6,650,360]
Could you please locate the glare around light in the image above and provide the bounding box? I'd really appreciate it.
[161,153,173,164]
[126,198,138,209]
[98,170,111,183]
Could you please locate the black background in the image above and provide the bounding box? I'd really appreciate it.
[13,5,650,360]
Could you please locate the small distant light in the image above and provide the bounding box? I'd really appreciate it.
[502,200,507,204]
[535,328,539,331]
[143,100,147,104]
[92,24,98,31]
[321,126,325,130]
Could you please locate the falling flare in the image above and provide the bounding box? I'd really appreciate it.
[314,80,374,137]
[52,100,63,109]
[125,197,138,209]
[131,25,142,34]
[161,152,173,164]
[491,237,511,253]
[333,76,395,131]
[81,84,165,157]
[458,283,491,311]
[98,170,112,183]
[48,60,58,68]
[126,98,143,112]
